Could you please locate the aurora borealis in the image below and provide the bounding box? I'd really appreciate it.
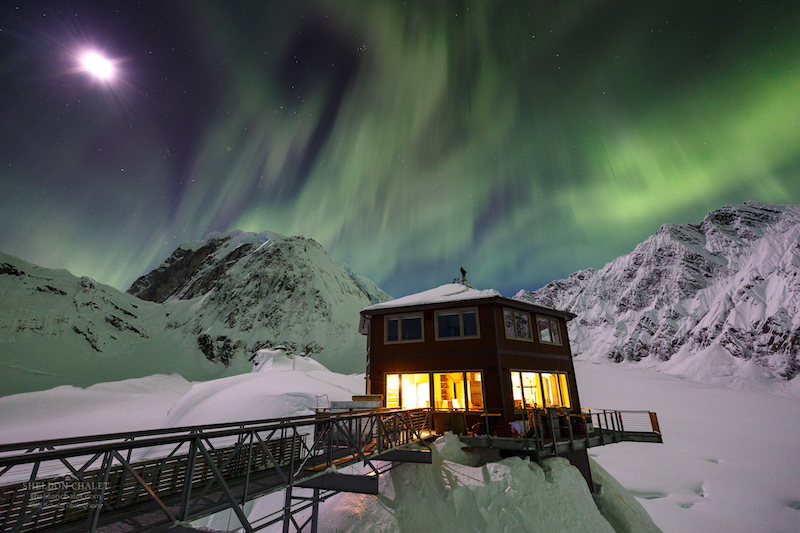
[2,1,799,298]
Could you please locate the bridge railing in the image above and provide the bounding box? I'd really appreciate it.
[0,408,430,533]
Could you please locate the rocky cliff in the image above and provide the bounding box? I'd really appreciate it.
[517,202,800,387]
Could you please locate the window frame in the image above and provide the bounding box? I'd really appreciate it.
[503,308,533,342]
[510,370,571,410]
[434,307,481,341]
[536,315,563,346]
[385,370,484,412]
[384,312,425,344]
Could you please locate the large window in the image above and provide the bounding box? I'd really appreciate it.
[536,315,562,345]
[385,313,423,343]
[386,373,430,409]
[386,371,483,411]
[435,308,479,340]
[504,309,532,341]
[510,371,570,410]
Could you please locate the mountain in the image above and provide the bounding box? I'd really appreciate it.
[516,202,800,389]
[0,231,388,396]
[127,230,389,375]
[0,251,243,397]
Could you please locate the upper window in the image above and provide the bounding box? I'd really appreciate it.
[504,309,532,341]
[385,313,423,343]
[435,308,479,340]
[536,315,562,345]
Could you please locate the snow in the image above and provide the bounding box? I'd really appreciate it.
[163,350,363,427]
[2,358,799,532]
[363,283,500,311]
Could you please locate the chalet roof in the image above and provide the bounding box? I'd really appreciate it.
[361,283,576,321]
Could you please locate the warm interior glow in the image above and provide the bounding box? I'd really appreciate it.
[401,373,430,409]
[511,371,569,410]
[386,374,400,408]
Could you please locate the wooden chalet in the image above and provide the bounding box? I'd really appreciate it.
[359,282,581,429]
[359,281,663,489]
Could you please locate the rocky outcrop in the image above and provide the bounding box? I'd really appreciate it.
[517,202,800,383]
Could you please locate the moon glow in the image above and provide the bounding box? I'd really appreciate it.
[80,51,114,80]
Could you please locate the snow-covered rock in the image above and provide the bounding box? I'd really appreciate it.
[517,202,800,389]
[128,230,389,375]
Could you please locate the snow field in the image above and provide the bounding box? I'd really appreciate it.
[1,352,798,532]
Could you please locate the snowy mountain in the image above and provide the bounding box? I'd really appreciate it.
[0,231,388,396]
[517,202,800,389]
[127,230,388,373]
[0,251,241,397]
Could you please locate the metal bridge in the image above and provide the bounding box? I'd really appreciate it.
[0,407,660,533]
[0,408,431,533]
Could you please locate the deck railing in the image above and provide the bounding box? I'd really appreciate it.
[459,407,662,457]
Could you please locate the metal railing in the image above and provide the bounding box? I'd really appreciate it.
[0,408,430,533]
[460,407,662,457]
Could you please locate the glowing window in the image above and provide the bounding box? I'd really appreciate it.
[511,371,570,410]
[541,373,571,408]
[385,373,429,409]
[434,372,465,410]
[466,371,484,411]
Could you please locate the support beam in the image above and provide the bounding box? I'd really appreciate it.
[373,449,432,464]
[297,473,378,495]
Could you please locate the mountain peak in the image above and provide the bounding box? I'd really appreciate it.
[518,202,800,388]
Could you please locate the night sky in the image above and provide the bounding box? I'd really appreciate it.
[2,1,799,298]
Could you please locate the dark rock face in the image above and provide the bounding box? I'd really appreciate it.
[127,239,226,303]
[517,202,800,383]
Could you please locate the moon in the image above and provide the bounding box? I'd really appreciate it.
[80,51,114,80]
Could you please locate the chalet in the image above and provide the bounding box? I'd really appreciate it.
[360,281,663,489]
[359,282,580,428]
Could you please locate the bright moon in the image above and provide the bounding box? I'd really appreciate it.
[81,52,114,80]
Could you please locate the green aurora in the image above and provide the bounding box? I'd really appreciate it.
[1,1,799,297]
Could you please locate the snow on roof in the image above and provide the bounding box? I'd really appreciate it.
[362,283,501,311]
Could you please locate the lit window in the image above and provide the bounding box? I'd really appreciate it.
[435,308,479,340]
[541,372,571,408]
[536,315,562,345]
[504,309,532,341]
[385,313,423,343]
[466,371,484,411]
[433,372,484,411]
[511,371,570,409]
[385,373,430,409]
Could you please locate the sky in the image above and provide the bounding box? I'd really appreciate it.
[1,1,799,298]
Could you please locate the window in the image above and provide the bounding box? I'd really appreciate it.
[504,309,532,341]
[536,315,562,345]
[386,371,484,411]
[510,371,570,410]
[385,313,423,343]
[386,373,430,409]
[435,308,479,340]
[434,371,484,410]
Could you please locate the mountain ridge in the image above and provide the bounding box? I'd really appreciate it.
[0,231,388,396]
[517,201,800,389]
